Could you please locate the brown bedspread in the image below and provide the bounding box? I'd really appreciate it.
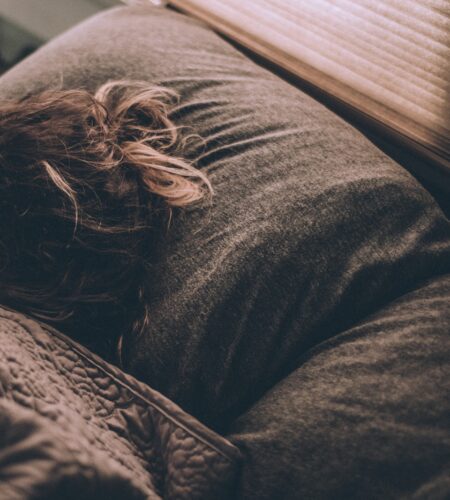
[0,306,240,499]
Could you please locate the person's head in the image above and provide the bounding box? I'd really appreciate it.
[0,81,211,359]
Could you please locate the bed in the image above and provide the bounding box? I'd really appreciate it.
[0,4,449,498]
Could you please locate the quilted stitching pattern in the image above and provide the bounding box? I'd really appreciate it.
[0,307,240,499]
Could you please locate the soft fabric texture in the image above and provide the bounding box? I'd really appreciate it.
[228,273,450,499]
[3,4,447,427]
[0,5,449,499]
[0,307,240,499]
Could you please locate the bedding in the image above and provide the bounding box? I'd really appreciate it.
[0,4,449,499]
[0,306,240,499]
[228,274,450,499]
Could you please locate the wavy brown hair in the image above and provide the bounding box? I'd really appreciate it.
[0,81,211,360]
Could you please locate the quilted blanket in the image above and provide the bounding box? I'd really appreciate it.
[0,306,241,499]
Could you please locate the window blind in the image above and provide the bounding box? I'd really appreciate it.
[169,0,450,182]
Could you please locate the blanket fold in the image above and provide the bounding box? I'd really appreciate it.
[0,307,241,500]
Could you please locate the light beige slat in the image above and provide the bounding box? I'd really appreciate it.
[416,0,450,16]
[256,0,448,119]
[354,0,449,43]
[270,0,448,95]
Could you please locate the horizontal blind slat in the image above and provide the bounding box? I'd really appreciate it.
[169,0,450,167]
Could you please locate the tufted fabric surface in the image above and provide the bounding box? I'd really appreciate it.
[0,307,240,500]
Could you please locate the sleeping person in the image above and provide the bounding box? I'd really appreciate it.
[1,5,449,498]
[0,81,212,360]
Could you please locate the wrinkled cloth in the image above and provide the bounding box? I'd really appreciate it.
[1,5,446,428]
[0,307,240,500]
[0,5,449,499]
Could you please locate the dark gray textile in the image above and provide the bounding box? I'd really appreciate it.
[0,307,240,499]
[228,274,450,499]
[0,6,449,499]
[0,5,449,429]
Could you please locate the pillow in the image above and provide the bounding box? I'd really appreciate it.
[0,5,449,430]
[227,273,450,499]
